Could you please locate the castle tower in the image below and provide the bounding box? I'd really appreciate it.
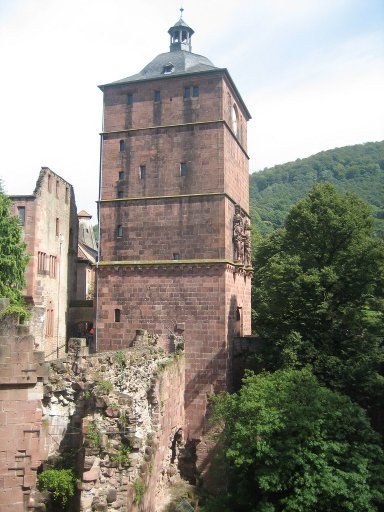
[97,13,252,437]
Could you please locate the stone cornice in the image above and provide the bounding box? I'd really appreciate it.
[99,191,250,216]
[98,258,253,270]
[101,119,250,159]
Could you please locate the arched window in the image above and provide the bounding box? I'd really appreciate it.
[119,140,125,152]
[231,104,239,138]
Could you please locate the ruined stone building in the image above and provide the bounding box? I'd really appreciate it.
[96,15,252,439]
[10,167,78,359]
[77,210,97,301]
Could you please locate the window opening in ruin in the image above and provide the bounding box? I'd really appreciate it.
[180,162,187,177]
[46,305,54,337]
[56,180,59,198]
[117,190,124,198]
[119,171,125,180]
[114,309,121,322]
[65,187,69,204]
[47,174,52,192]
[49,255,57,278]
[116,225,122,238]
[183,87,190,99]
[119,140,125,152]
[38,251,47,274]
[140,165,146,180]
[17,206,25,226]
[193,86,200,97]
[127,93,133,105]
[154,90,161,102]
[55,218,59,236]
[163,63,174,74]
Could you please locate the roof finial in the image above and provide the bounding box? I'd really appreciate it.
[180,5,184,19]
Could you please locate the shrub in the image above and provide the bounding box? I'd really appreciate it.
[134,479,146,505]
[114,350,126,367]
[87,421,101,449]
[94,380,113,395]
[111,442,131,466]
[37,469,75,508]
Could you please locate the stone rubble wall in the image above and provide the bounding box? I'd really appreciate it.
[0,301,185,512]
[37,334,185,511]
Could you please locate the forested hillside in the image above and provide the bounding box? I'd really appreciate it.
[250,141,384,236]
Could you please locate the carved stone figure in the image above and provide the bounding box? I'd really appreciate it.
[243,217,251,267]
[233,205,244,262]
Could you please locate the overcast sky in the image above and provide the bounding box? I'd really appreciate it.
[1,0,383,219]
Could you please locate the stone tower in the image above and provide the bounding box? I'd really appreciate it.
[96,14,252,437]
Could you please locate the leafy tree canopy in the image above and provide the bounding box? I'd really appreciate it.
[209,369,384,512]
[251,183,384,417]
[0,193,29,316]
[250,141,384,236]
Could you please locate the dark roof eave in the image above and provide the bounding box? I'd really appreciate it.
[98,67,251,120]
[9,194,35,200]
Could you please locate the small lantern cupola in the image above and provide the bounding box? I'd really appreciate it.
[168,8,194,52]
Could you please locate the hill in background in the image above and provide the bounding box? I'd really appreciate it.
[250,141,384,236]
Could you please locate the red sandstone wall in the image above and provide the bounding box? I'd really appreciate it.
[143,356,185,511]
[97,265,226,436]
[0,303,47,512]
[101,124,225,200]
[100,196,225,262]
[103,73,223,132]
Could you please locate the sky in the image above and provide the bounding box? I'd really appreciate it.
[0,0,383,219]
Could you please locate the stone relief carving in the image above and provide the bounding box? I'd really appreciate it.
[233,205,251,266]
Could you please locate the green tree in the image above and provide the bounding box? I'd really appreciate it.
[0,192,29,316]
[209,369,384,512]
[252,183,384,418]
[249,141,384,236]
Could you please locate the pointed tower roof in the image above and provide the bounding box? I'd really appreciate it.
[98,10,251,119]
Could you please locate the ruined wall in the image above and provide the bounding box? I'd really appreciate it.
[0,299,48,512]
[39,335,185,512]
[0,298,186,512]
[10,168,78,360]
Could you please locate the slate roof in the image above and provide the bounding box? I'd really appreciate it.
[168,18,194,33]
[100,50,218,88]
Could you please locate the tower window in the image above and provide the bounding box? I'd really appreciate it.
[116,225,122,238]
[114,308,121,322]
[119,140,125,152]
[119,171,125,180]
[180,162,187,177]
[162,63,174,74]
[56,180,59,198]
[65,187,69,204]
[117,190,124,198]
[183,87,190,99]
[140,165,146,180]
[127,93,133,105]
[193,86,199,97]
[55,218,59,236]
[154,90,161,102]
[47,174,52,192]
[173,253,181,260]
[17,206,25,226]
[231,104,239,138]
